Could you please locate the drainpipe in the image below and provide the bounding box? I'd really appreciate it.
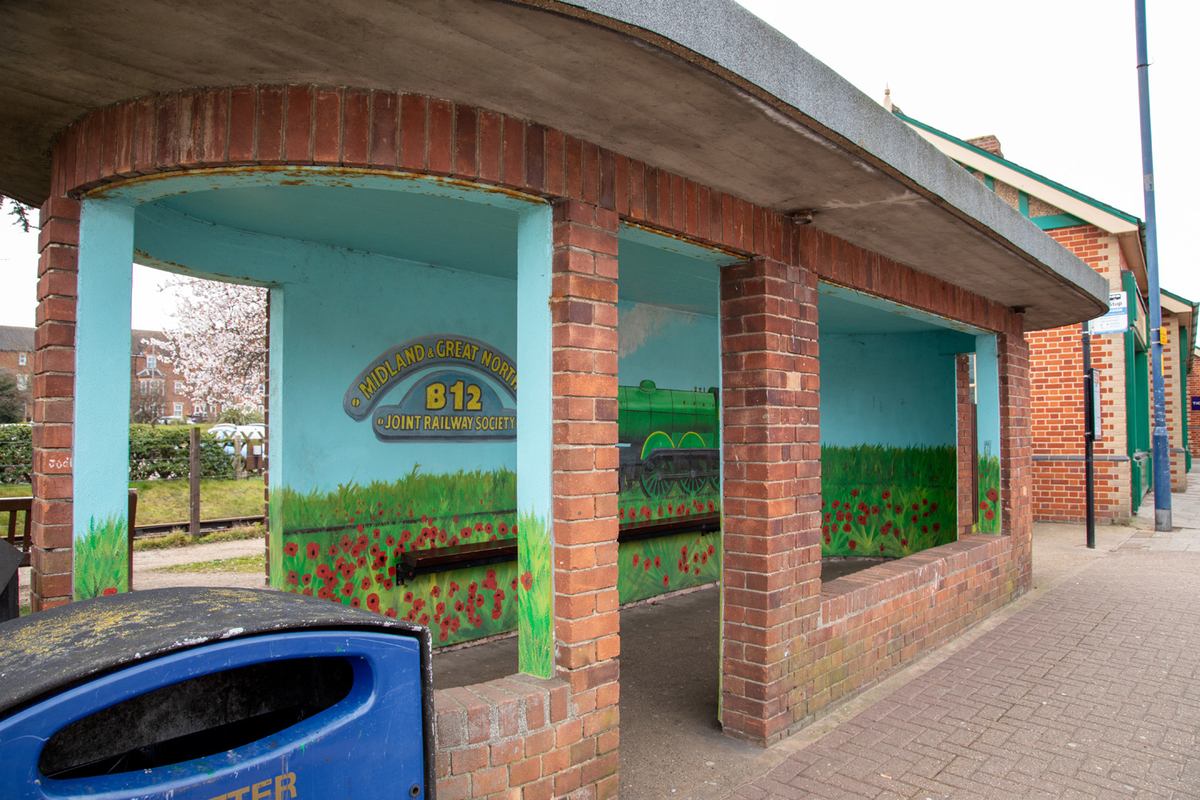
[1135,0,1171,531]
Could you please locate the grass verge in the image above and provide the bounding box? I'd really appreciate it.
[131,478,265,524]
[133,525,264,551]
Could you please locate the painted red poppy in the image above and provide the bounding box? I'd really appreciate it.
[521,571,533,591]
[284,542,299,556]
[849,541,857,550]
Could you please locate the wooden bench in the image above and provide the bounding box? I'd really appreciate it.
[397,515,719,582]
[0,490,140,612]
[1,497,32,569]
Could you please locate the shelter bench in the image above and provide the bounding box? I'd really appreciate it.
[397,516,720,583]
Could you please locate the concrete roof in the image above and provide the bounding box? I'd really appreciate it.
[0,0,1108,330]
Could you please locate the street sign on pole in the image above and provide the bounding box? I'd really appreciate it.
[1089,291,1129,335]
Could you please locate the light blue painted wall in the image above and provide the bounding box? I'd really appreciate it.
[277,250,519,494]
[975,335,1001,461]
[74,200,135,544]
[616,302,719,391]
[820,332,961,448]
[516,205,554,520]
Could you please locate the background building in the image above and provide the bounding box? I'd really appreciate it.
[0,325,33,421]
[898,111,1197,523]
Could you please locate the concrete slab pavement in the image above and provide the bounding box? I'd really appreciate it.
[719,486,1200,800]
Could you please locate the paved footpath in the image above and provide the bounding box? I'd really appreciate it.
[723,491,1200,799]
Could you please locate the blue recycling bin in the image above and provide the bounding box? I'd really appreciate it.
[0,588,435,800]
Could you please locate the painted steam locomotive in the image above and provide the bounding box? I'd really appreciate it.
[617,380,720,503]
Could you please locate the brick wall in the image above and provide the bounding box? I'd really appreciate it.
[718,250,820,746]
[999,328,1034,592]
[546,198,621,799]
[1023,224,1133,522]
[1163,312,1187,491]
[811,534,1017,713]
[31,197,80,611]
[1189,356,1200,460]
[43,84,1040,785]
[956,354,975,534]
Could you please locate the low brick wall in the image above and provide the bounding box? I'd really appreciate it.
[434,676,618,800]
[807,535,1017,718]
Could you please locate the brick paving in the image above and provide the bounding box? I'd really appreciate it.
[727,511,1200,798]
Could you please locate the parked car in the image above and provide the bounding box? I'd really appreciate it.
[210,424,265,457]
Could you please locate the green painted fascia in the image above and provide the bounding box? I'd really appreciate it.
[1162,288,1198,307]
[1018,191,1029,217]
[1125,327,1137,462]
[984,174,994,192]
[1031,213,1086,230]
[896,110,1144,227]
[1122,271,1139,325]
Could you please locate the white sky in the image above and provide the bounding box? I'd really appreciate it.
[1,0,1195,329]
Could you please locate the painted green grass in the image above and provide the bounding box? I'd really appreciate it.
[517,511,554,677]
[618,530,720,604]
[74,514,129,600]
[976,454,1001,533]
[275,467,516,545]
[161,554,264,573]
[273,468,520,647]
[821,445,958,558]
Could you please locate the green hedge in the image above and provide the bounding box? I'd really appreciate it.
[129,425,235,480]
[0,424,31,484]
[0,424,235,484]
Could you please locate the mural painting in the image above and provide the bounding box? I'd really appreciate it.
[615,380,722,604]
[74,515,129,600]
[818,331,964,558]
[820,445,958,557]
[976,452,1002,533]
[273,329,722,646]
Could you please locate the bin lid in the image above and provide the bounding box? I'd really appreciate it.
[0,587,431,718]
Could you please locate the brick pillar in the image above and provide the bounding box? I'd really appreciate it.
[998,325,1033,592]
[549,198,620,798]
[31,197,80,611]
[956,353,975,535]
[719,253,820,747]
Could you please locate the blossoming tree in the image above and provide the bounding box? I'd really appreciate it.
[153,277,267,415]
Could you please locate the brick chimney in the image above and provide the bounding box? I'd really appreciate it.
[966,135,1004,158]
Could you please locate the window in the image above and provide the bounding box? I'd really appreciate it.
[146,355,157,370]
[138,379,149,394]
[17,375,28,390]
[18,353,26,366]
[174,403,183,416]
[257,384,265,396]
[175,381,186,394]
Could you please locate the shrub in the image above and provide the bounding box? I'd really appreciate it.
[128,426,235,480]
[0,424,236,485]
[0,424,31,484]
